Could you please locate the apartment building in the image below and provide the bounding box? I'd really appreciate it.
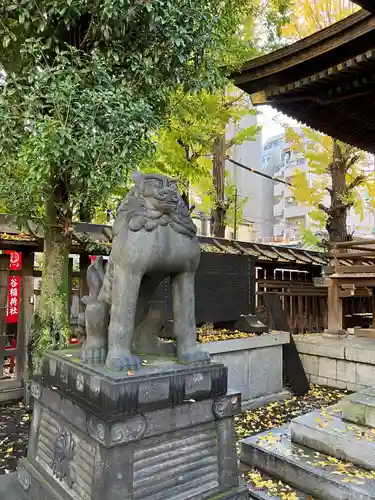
[260,133,286,241]
[192,92,264,242]
[266,133,375,241]
[225,93,264,241]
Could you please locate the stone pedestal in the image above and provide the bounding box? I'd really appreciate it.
[9,349,247,500]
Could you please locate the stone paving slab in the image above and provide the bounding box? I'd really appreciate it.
[0,471,248,500]
[241,425,375,500]
[247,487,315,500]
[290,408,375,470]
[341,388,375,426]
[0,473,30,500]
[245,471,317,499]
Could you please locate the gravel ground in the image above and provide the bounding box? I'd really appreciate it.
[0,401,30,475]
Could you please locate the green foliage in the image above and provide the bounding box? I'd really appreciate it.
[225,182,247,233]
[0,0,258,364]
[220,0,291,66]
[191,173,247,229]
[144,86,260,188]
[143,0,291,235]
[297,224,323,249]
[0,0,251,224]
[281,0,359,41]
[0,57,153,222]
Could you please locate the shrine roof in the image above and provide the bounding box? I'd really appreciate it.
[233,10,375,152]
[0,214,325,267]
[353,1,375,14]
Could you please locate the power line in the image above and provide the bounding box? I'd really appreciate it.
[226,156,293,186]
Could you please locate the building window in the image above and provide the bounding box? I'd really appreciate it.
[263,154,271,166]
[281,150,291,167]
[296,157,305,165]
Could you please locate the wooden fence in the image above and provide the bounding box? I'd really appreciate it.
[255,265,328,333]
[323,238,375,334]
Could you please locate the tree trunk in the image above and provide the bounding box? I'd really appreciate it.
[326,141,349,243]
[79,203,94,222]
[212,134,226,238]
[28,179,71,374]
[326,204,348,243]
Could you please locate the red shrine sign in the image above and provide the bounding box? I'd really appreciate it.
[5,250,22,271]
[5,251,22,323]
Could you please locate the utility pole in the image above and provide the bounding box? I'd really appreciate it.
[233,188,238,240]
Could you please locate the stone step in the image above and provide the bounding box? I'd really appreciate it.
[341,388,375,427]
[245,469,317,499]
[0,473,29,500]
[240,425,375,500]
[290,408,375,470]
[247,486,313,499]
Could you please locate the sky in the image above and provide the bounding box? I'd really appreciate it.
[257,105,298,144]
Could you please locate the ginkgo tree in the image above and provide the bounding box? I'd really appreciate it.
[191,173,247,236]
[280,0,365,246]
[286,127,373,245]
[143,86,260,237]
[94,0,291,234]
[281,0,359,40]
[145,0,291,238]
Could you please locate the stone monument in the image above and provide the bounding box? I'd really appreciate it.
[1,173,248,500]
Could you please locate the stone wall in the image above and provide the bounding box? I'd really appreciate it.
[204,333,290,411]
[294,334,375,391]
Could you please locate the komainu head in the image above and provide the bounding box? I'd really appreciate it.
[115,172,197,238]
[132,172,183,214]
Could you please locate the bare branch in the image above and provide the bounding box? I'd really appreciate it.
[318,203,330,215]
[347,175,365,191]
[345,154,361,173]
[346,201,354,209]
[190,151,200,162]
[177,138,189,161]
[223,92,247,110]
[225,137,237,151]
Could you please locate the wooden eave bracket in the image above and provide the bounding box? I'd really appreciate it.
[212,238,227,252]
[250,90,270,105]
[231,240,246,254]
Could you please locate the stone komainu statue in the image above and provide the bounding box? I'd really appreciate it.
[80,173,209,371]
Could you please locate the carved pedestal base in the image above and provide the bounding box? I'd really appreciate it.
[6,350,248,500]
